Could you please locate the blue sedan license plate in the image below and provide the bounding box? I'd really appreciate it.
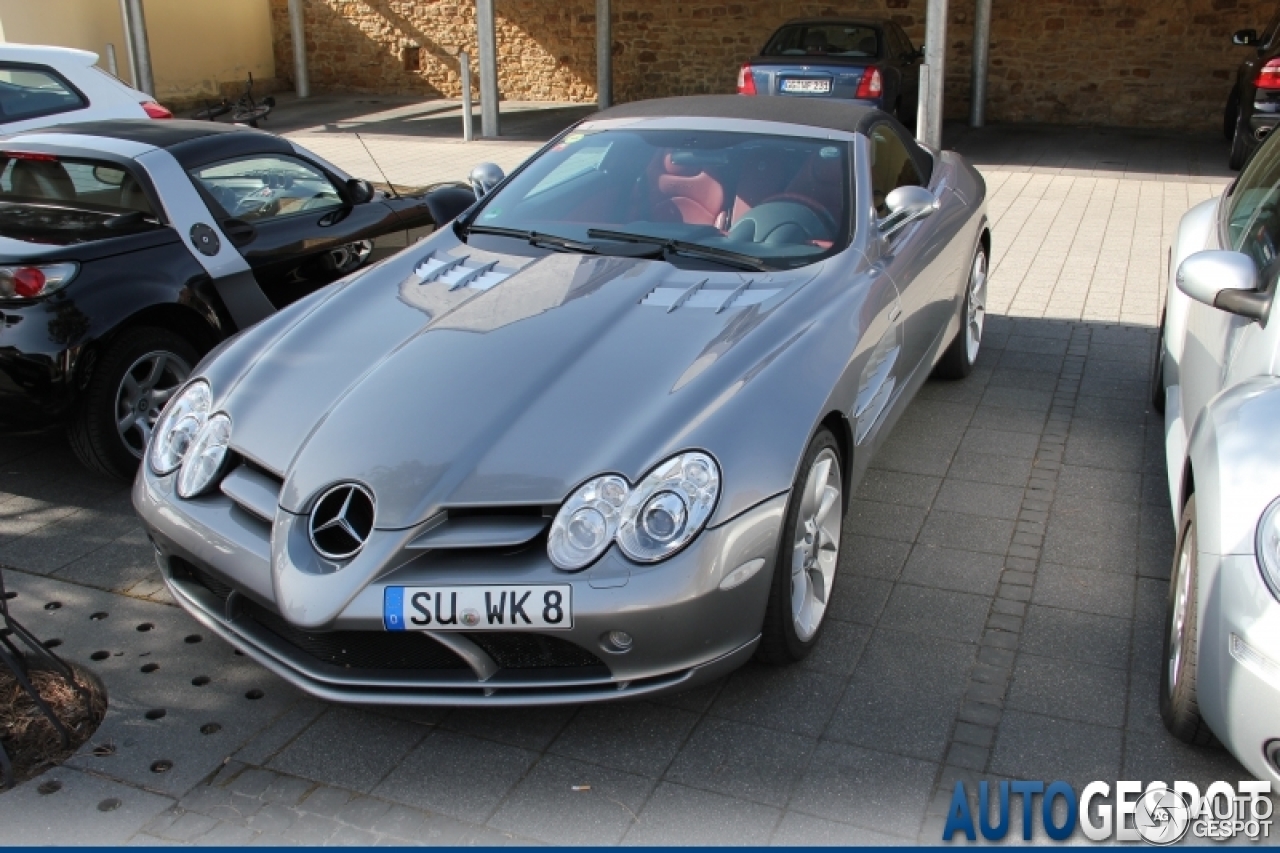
[384,585,573,631]
[781,78,831,94]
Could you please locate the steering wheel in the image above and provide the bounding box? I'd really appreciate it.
[729,199,834,247]
[757,193,837,234]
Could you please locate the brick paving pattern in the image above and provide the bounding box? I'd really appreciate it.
[0,120,1269,844]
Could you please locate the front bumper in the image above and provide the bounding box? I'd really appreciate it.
[134,464,787,705]
[1200,552,1280,784]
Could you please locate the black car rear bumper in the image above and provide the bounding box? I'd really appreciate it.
[0,301,81,427]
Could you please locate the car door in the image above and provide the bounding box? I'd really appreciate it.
[1182,141,1280,422]
[188,153,395,305]
[866,122,951,378]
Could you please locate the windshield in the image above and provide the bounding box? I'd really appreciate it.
[762,23,881,58]
[468,128,852,269]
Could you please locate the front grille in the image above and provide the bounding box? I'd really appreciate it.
[469,632,607,670]
[242,600,468,671]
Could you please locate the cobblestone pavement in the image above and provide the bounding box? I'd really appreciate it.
[0,121,1267,845]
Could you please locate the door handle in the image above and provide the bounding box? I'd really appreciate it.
[221,218,257,247]
[889,305,902,322]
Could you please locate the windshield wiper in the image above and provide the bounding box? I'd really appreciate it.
[586,228,770,272]
[465,224,597,254]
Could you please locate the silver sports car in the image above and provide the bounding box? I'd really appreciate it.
[1155,126,1280,784]
[134,96,991,705]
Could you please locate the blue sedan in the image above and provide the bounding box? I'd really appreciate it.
[737,18,922,127]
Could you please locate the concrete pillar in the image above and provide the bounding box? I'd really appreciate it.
[596,0,611,108]
[120,0,154,96]
[477,0,501,137]
[288,0,310,98]
[917,0,948,148]
[969,0,992,127]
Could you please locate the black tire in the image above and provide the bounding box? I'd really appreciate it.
[1159,496,1216,746]
[933,245,988,380]
[757,428,843,664]
[1150,309,1166,415]
[1225,89,1240,142]
[68,327,198,481]
[1229,110,1253,171]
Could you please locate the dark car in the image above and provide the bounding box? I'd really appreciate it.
[0,119,475,478]
[736,18,922,126]
[1226,8,1280,169]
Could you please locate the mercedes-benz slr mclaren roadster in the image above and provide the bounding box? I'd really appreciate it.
[134,96,991,705]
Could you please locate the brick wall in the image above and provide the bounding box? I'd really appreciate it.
[269,0,1273,130]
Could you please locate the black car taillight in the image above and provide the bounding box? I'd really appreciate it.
[0,263,79,299]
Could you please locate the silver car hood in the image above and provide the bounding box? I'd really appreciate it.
[219,231,820,529]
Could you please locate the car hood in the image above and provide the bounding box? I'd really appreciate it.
[220,233,820,529]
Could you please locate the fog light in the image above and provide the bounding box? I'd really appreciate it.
[603,630,633,653]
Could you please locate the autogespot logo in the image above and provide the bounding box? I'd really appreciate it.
[943,779,1273,843]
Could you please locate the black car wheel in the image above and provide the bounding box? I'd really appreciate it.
[1159,496,1216,745]
[69,327,197,481]
[1225,89,1240,142]
[1229,109,1254,170]
[758,427,843,664]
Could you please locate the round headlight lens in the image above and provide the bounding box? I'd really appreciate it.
[1256,497,1280,600]
[148,381,211,476]
[548,474,630,570]
[617,452,720,563]
[176,413,232,498]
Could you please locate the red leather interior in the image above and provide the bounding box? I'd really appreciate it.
[651,153,725,227]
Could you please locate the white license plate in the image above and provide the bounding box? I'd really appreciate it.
[384,585,572,631]
[782,78,831,94]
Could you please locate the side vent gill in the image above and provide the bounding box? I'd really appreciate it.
[642,278,781,312]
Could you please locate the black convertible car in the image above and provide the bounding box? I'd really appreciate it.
[0,120,474,478]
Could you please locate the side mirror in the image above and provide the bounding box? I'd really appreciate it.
[469,162,505,199]
[346,178,375,205]
[424,183,477,226]
[1234,28,1259,46]
[880,185,938,237]
[1177,250,1270,321]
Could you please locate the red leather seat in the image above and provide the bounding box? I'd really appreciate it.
[651,153,726,227]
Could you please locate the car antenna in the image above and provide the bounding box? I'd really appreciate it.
[353,132,401,199]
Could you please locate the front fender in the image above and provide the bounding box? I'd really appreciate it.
[1164,196,1221,387]
[1185,377,1280,558]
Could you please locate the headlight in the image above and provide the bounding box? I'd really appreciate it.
[547,474,629,570]
[617,452,720,563]
[1255,497,1280,600]
[147,381,211,476]
[176,413,232,498]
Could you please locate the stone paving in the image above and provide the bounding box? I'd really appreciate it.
[0,117,1269,845]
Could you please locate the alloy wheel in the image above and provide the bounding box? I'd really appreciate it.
[790,448,842,641]
[965,250,987,363]
[115,351,191,458]
[1167,526,1194,692]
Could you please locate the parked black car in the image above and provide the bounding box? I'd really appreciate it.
[736,17,922,127]
[0,120,475,478]
[1226,8,1280,169]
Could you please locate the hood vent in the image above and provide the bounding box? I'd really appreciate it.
[415,251,511,291]
[642,277,781,312]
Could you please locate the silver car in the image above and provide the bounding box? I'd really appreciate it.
[133,96,991,705]
[1155,131,1280,784]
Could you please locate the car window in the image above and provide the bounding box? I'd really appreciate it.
[869,124,923,217]
[762,23,881,58]
[893,24,916,56]
[1226,138,1280,270]
[189,155,343,223]
[1264,8,1280,48]
[0,152,159,244]
[0,64,87,125]
[471,127,852,268]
